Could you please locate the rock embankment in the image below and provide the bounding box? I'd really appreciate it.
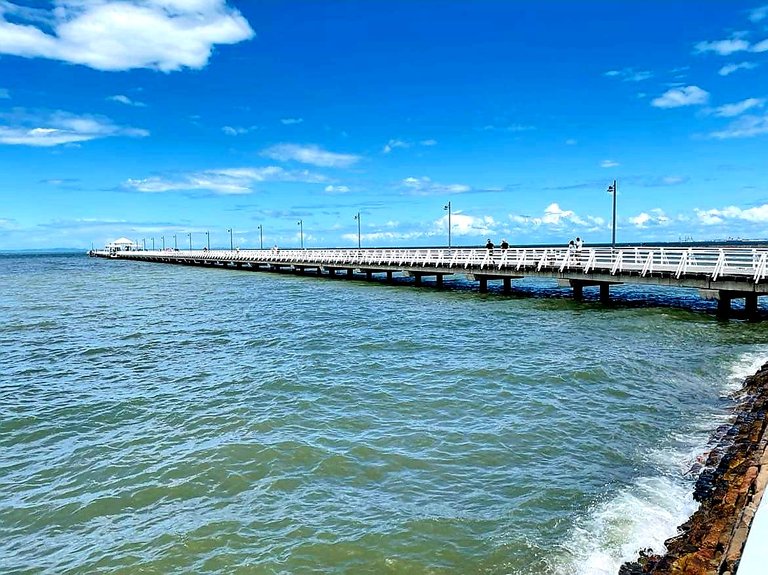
[620,362,768,575]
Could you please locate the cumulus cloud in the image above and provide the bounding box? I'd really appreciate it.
[710,98,765,118]
[382,139,409,154]
[718,62,757,76]
[694,37,750,56]
[262,143,361,168]
[401,176,471,196]
[709,114,768,139]
[0,0,254,72]
[651,86,709,108]
[695,204,768,224]
[0,109,148,146]
[107,94,146,107]
[628,209,670,228]
[125,165,328,194]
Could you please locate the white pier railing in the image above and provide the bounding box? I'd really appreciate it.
[101,245,768,284]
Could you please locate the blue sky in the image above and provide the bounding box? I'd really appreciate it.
[2,0,768,250]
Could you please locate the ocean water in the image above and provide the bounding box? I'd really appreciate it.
[1,252,767,575]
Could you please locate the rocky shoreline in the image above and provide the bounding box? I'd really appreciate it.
[619,362,768,575]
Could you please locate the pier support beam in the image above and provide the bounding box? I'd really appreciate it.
[347,268,353,278]
[479,276,488,293]
[414,274,422,286]
[572,282,583,301]
[386,270,393,282]
[717,291,733,320]
[600,283,610,304]
[745,293,759,322]
[366,271,372,281]
[436,274,444,288]
[503,277,511,294]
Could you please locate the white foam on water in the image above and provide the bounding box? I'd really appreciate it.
[553,350,768,575]
[554,476,697,575]
[723,350,768,395]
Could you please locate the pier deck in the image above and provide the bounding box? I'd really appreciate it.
[92,244,768,319]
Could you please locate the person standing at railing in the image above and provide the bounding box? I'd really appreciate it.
[486,239,494,251]
[500,239,509,250]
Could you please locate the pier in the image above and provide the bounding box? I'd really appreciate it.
[91,244,768,320]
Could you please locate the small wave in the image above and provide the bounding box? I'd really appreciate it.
[555,476,696,575]
[724,349,768,394]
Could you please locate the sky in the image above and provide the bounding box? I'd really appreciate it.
[2,0,768,250]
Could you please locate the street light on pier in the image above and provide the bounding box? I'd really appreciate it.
[257,224,263,249]
[227,228,233,250]
[173,234,177,250]
[443,201,452,247]
[187,232,192,250]
[205,230,210,250]
[354,212,361,249]
[297,220,304,249]
[607,180,618,249]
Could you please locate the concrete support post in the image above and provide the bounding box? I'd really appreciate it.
[347,268,353,278]
[414,274,422,286]
[717,291,732,320]
[386,270,393,282]
[328,268,335,277]
[503,277,511,294]
[366,271,372,281]
[479,276,488,293]
[572,282,583,301]
[745,293,759,322]
[436,274,444,288]
[600,283,610,304]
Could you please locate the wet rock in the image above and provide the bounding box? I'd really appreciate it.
[619,361,768,574]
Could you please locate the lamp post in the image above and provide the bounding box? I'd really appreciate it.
[187,232,192,250]
[607,180,618,248]
[297,220,304,249]
[205,230,210,250]
[354,212,361,249]
[161,235,165,250]
[227,228,233,250]
[173,234,177,250]
[443,201,452,247]
[257,225,263,249]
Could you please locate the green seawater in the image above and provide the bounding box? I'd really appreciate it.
[1,253,767,574]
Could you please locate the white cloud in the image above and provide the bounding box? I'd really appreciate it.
[0,1,254,72]
[651,85,709,108]
[401,176,471,196]
[0,88,9,98]
[750,5,768,22]
[710,98,765,117]
[0,109,148,146]
[420,139,437,146]
[324,185,350,193]
[628,209,670,228]
[107,94,146,107]
[383,139,409,154]
[694,38,750,56]
[718,61,757,76]
[222,125,257,136]
[125,165,327,194]
[709,114,768,139]
[600,159,620,168]
[695,204,768,224]
[603,68,653,82]
[482,123,535,132]
[262,143,361,168]
[751,39,768,53]
[280,117,303,125]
